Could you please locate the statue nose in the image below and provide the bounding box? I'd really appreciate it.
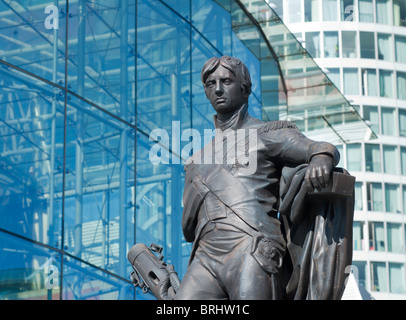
[215,83,223,96]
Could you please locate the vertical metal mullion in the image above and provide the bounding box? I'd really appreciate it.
[60,0,70,301]
[119,0,129,285]
[133,0,138,299]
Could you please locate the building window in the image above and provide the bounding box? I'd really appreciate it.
[383,145,399,174]
[341,0,356,21]
[343,68,359,95]
[397,72,406,100]
[323,0,338,21]
[355,182,363,211]
[371,261,387,292]
[327,68,341,89]
[363,105,379,133]
[365,144,381,172]
[379,70,394,98]
[401,147,406,175]
[389,263,406,294]
[286,0,302,23]
[347,143,362,171]
[360,31,376,59]
[324,31,339,57]
[395,35,406,63]
[305,0,321,21]
[335,144,344,168]
[367,182,383,211]
[376,0,391,24]
[352,261,367,288]
[403,185,406,213]
[353,221,365,250]
[400,110,406,136]
[381,107,396,135]
[393,0,406,26]
[387,223,403,253]
[305,32,320,58]
[385,183,402,213]
[342,31,358,58]
[362,69,377,96]
[369,222,385,251]
[377,33,393,61]
[359,0,374,22]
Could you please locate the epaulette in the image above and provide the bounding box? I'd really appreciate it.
[260,120,298,133]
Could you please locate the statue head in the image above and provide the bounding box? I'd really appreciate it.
[201,56,252,115]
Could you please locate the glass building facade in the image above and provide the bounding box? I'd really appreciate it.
[0,0,376,300]
[274,0,406,299]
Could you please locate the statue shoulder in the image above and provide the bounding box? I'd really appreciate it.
[259,120,299,134]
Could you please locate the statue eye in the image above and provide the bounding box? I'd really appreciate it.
[223,78,232,85]
[205,81,215,88]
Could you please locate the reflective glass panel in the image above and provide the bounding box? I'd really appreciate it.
[0,231,61,300]
[342,31,358,58]
[360,32,375,59]
[377,33,393,61]
[346,143,362,171]
[379,70,394,98]
[389,263,406,294]
[387,223,403,253]
[324,31,339,58]
[371,261,387,292]
[397,72,406,100]
[365,144,381,172]
[367,182,383,211]
[0,66,64,249]
[63,95,135,278]
[305,0,321,22]
[400,110,406,137]
[62,257,134,300]
[341,0,356,21]
[363,106,379,133]
[383,145,399,174]
[67,0,136,121]
[0,1,66,84]
[359,0,374,22]
[369,221,385,251]
[381,107,396,135]
[323,0,338,21]
[385,183,402,213]
[395,35,406,63]
[376,0,391,24]
[353,221,365,250]
[394,0,406,26]
[401,147,406,175]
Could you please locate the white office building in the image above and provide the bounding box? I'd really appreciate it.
[268,0,406,299]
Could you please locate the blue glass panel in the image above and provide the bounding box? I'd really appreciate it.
[67,0,136,120]
[191,30,222,136]
[231,33,262,120]
[137,0,191,138]
[0,231,62,300]
[162,0,191,21]
[63,95,135,278]
[0,1,66,85]
[135,131,190,282]
[62,257,134,300]
[0,66,64,249]
[192,0,232,56]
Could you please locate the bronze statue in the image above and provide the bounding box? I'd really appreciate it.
[128,56,355,300]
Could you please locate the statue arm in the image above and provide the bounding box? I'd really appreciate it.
[261,121,340,190]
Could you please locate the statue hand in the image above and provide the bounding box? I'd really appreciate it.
[304,154,334,191]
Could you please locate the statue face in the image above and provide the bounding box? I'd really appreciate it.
[203,65,246,115]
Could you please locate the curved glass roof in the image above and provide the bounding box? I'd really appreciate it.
[216,0,377,145]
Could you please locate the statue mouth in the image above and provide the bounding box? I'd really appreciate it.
[216,98,227,103]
